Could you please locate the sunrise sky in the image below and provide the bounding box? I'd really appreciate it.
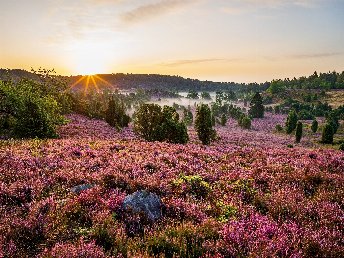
[1,0,343,82]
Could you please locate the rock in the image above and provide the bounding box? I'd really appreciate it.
[122,190,163,222]
[70,184,95,194]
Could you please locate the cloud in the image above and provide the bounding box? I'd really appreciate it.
[120,0,198,24]
[159,58,241,67]
[290,52,343,59]
[220,0,324,15]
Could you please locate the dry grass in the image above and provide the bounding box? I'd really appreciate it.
[325,90,344,108]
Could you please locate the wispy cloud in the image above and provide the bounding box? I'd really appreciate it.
[221,0,324,15]
[159,58,240,67]
[120,0,198,24]
[290,52,343,59]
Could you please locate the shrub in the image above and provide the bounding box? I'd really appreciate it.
[249,92,264,118]
[275,124,283,132]
[195,104,216,145]
[105,95,130,129]
[173,175,211,199]
[133,104,188,143]
[182,107,193,125]
[239,115,251,129]
[0,79,64,139]
[326,111,340,134]
[295,121,303,143]
[311,119,318,133]
[220,114,227,126]
[285,110,298,134]
[321,123,334,144]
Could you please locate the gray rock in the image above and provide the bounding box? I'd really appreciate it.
[122,190,163,222]
[70,184,95,194]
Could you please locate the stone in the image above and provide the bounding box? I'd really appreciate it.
[70,184,94,194]
[122,190,163,222]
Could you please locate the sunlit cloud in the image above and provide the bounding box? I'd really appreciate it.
[120,0,199,24]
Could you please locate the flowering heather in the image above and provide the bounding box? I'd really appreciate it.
[0,114,343,257]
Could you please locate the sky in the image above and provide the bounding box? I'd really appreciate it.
[0,0,344,83]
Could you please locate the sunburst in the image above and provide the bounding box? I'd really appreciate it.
[68,74,116,95]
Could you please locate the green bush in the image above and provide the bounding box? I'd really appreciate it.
[295,121,303,143]
[195,104,216,145]
[311,119,318,133]
[321,123,334,144]
[105,95,130,130]
[182,107,193,125]
[249,92,264,118]
[133,104,188,144]
[239,115,251,129]
[285,110,298,134]
[0,79,64,139]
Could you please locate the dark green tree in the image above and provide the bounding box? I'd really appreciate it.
[321,123,334,144]
[195,104,215,145]
[158,106,189,144]
[201,92,211,100]
[133,103,162,141]
[187,90,199,99]
[295,121,303,143]
[326,111,340,134]
[311,119,318,133]
[249,92,264,118]
[267,79,286,94]
[105,96,130,130]
[220,114,227,126]
[285,110,298,134]
[133,104,188,143]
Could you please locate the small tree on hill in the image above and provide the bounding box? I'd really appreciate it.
[295,121,303,143]
[133,103,162,141]
[321,123,334,144]
[195,104,215,145]
[249,92,264,118]
[285,110,298,134]
[105,96,130,130]
[326,111,340,134]
[311,119,318,133]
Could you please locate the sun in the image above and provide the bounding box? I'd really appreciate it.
[68,40,112,76]
[69,74,115,95]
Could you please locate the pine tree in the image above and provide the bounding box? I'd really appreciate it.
[195,104,215,145]
[249,92,264,118]
[311,119,318,133]
[285,110,298,134]
[295,121,303,143]
[105,96,130,130]
[322,123,334,144]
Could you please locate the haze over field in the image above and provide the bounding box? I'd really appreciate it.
[1,0,344,82]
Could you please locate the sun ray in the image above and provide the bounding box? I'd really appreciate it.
[90,75,100,92]
[94,75,116,89]
[84,75,91,96]
[68,76,86,91]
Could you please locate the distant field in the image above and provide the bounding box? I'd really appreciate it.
[325,90,344,108]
